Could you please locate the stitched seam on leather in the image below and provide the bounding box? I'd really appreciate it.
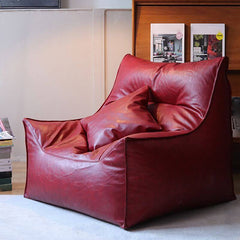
[124,138,128,229]
[152,64,167,85]
[127,129,190,141]
[190,57,225,132]
[97,139,128,228]
[98,54,130,110]
[24,119,43,150]
[23,120,30,197]
[98,139,125,161]
[204,57,225,119]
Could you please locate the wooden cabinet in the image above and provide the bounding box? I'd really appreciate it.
[132,0,240,95]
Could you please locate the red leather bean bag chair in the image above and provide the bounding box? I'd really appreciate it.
[23,54,235,229]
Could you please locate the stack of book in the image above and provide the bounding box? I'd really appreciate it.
[0,118,13,191]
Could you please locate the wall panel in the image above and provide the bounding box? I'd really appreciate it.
[0,8,132,160]
[0,9,103,160]
[105,10,132,96]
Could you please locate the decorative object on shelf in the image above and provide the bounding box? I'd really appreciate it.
[150,23,185,63]
[191,23,225,62]
[0,118,14,192]
[0,0,60,9]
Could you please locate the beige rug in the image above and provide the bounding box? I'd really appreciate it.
[0,195,240,240]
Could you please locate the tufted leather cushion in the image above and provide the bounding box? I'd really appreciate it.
[104,54,221,131]
[81,86,161,151]
[148,103,202,131]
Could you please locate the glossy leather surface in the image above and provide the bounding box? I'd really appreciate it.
[105,54,221,131]
[24,54,235,229]
[81,86,161,151]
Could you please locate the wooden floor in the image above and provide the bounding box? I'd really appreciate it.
[0,161,240,195]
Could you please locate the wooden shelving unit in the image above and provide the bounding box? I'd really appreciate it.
[132,0,240,96]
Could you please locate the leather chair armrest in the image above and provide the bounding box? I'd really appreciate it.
[23,118,88,154]
[127,129,190,140]
[120,128,235,228]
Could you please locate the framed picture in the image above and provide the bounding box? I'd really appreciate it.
[191,23,225,62]
[0,0,60,8]
[150,23,185,63]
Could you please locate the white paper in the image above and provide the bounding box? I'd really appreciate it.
[150,23,185,63]
[0,131,13,140]
[190,23,225,62]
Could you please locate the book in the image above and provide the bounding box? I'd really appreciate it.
[0,118,13,136]
[0,146,12,159]
[190,24,225,62]
[0,131,13,140]
[0,118,13,192]
[0,171,12,178]
[0,139,13,147]
[150,23,185,63]
[0,177,11,185]
[0,183,12,191]
[0,118,14,140]
[0,119,6,132]
[0,165,12,172]
[0,159,11,165]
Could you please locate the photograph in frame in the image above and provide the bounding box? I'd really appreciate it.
[150,23,185,63]
[191,23,225,62]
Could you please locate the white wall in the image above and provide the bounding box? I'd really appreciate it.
[105,10,132,96]
[0,8,132,161]
[61,0,132,9]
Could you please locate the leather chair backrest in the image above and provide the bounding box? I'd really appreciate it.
[103,54,228,131]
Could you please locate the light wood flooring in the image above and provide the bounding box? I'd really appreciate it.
[0,161,240,195]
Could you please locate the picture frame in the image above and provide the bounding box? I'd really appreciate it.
[191,23,225,62]
[0,0,60,8]
[150,23,185,63]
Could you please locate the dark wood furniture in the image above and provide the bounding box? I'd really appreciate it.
[132,0,240,96]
